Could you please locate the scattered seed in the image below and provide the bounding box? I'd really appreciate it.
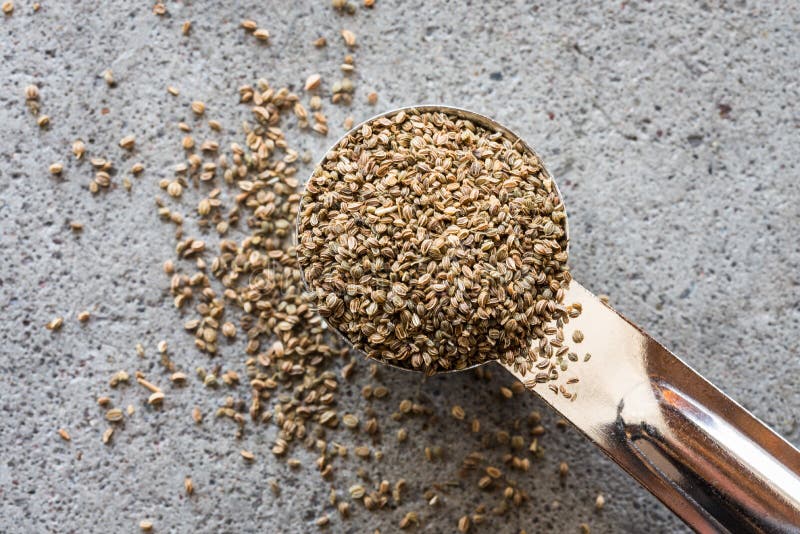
[106,408,124,422]
[595,493,605,510]
[77,311,90,322]
[102,69,115,87]
[45,316,63,331]
[313,36,327,47]
[2,2,14,16]
[191,101,206,115]
[167,86,180,96]
[367,91,378,105]
[572,330,584,343]
[58,428,71,442]
[304,74,322,91]
[49,162,63,175]
[139,520,153,532]
[253,28,270,41]
[37,115,50,128]
[241,449,255,461]
[102,427,114,444]
[182,20,191,35]
[341,29,356,47]
[119,135,135,150]
[185,477,194,495]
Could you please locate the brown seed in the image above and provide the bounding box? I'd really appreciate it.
[57,428,71,442]
[192,406,203,424]
[139,520,153,532]
[71,140,85,159]
[241,449,255,461]
[367,91,378,105]
[315,515,329,527]
[240,19,257,31]
[343,116,354,129]
[451,405,465,420]
[304,74,322,91]
[182,20,191,35]
[364,0,375,6]
[595,493,605,510]
[148,391,165,405]
[102,427,114,444]
[185,477,194,495]
[313,37,326,47]
[221,322,236,338]
[119,135,135,150]
[24,84,38,100]
[102,69,115,87]
[49,162,63,175]
[131,162,144,174]
[572,330,584,343]
[559,461,569,478]
[77,311,90,322]
[106,408,124,422]
[45,316,63,331]
[458,515,470,533]
[341,29,356,47]
[37,115,50,128]
[170,372,187,384]
[499,387,513,399]
[167,86,180,96]
[253,28,270,41]
[191,101,206,115]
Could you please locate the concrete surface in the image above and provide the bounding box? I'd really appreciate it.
[1,1,799,532]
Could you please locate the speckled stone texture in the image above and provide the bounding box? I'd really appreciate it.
[1,1,798,533]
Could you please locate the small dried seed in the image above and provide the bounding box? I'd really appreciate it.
[119,135,135,150]
[572,330,584,343]
[253,28,270,41]
[304,74,321,91]
[77,311,90,322]
[58,428,71,442]
[341,29,356,47]
[45,317,63,330]
[139,520,153,532]
[191,101,206,115]
[185,477,194,495]
[49,163,63,175]
[241,449,255,461]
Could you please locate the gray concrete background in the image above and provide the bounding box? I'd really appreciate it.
[1,1,798,532]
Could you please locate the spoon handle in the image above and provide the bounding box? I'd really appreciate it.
[501,281,800,533]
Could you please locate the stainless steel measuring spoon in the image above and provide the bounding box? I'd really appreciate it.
[297,105,800,533]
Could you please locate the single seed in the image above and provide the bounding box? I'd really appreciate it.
[559,461,569,478]
[595,493,605,510]
[191,101,206,115]
[102,69,115,87]
[58,428,71,442]
[77,311,90,322]
[71,140,85,159]
[49,162,63,175]
[139,520,153,532]
[241,449,255,461]
[185,477,194,495]
[572,330,584,343]
[119,135,135,150]
[37,115,50,128]
[192,406,203,423]
[367,91,378,104]
[102,427,114,444]
[341,29,356,47]
[313,37,326,47]
[24,84,38,100]
[148,391,165,405]
[458,515,470,533]
[315,515,329,527]
[131,162,144,174]
[106,408,124,422]
[304,74,322,91]
[167,86,179,96]
[240,19,257,31]
[182,20,191,35]
[45,316,63,331]
[253,28,270,41]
